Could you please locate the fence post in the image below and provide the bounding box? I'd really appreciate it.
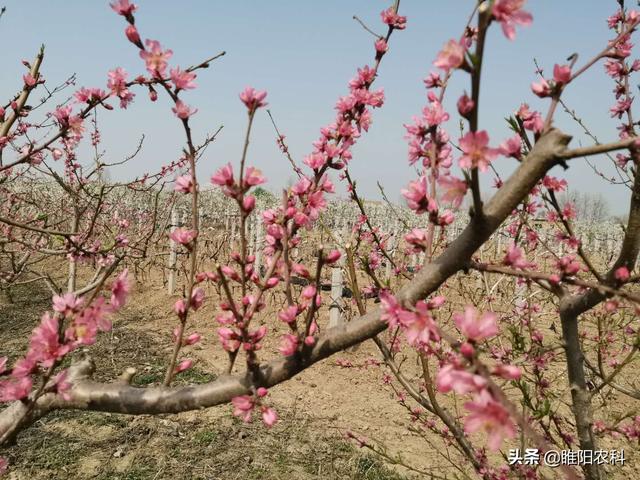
[254,214,263,274]
[328,262,344,328]
[168,206,179,295]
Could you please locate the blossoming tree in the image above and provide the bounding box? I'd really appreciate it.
[1,1,640,479]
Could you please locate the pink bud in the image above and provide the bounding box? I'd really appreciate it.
[191,287,205,311]
[301,285,316,299]
[493,364,521,380]
[265,277,279,289]
[325,250,341,264]
[242,195,256,213]
[256,387,268,397]
[174,359,193,373]
[460,342,475,358]
[23,73,36,87]
[184,333,201,345]
[375,38,388,54]
[304,336,315,346]
[457,92,474,117]
[174,299,187,316]
[125,24,142,48]
[614,266,630,282]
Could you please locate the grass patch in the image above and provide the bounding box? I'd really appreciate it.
[193,429,218,445]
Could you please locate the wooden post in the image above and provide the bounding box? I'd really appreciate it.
[254,214,263,273]
[329,257,344,328]
[386,228,398,281]
[248,214,255,257]
[168,206,179,295]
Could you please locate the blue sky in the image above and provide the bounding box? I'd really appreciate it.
[0,1,631,213]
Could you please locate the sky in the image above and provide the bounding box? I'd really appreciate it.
[0,0,633,214]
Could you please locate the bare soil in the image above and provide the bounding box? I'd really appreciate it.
[1,271,639,479]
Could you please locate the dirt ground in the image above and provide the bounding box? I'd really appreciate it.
[1,270,639,479]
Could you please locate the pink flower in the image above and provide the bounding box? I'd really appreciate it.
[211,163,234,188]
[174,175,194,193]
[172,100,197,119]
[611,98,633,119]
[218,327,241,352]
[239,87,268,111]
[139,40,173,78]
[438,175,468,208]
[279,334,299,356]
[107,67,134,108]
[380,298,403,328]
[0,457,7,475]
[492,0,533,40]
[170,228,198,246]
[615,266,630,282]
[232,395,255,422]
[52,369,72,401]
[110,0,137,16]
[52,293,84,316]
[261,406,278,427]
[423,72,442,88]
[556,255,581,276]
[403,301,440,347]
[553,64,571,85]
[23,73,36,87]
[464,389,516,450]
[380,7,407,30]
[29,313,71,368]
[517,104,543,133]
[401,176,437,214]
[375,39,388,54]
[458,130,498,172]
[423,100,449,126]
[434,39,466,71]
[0,376,32,402]
[454,306,498,342]
[436,364,487,394]
[244,166,266,187]
[111,269,130,310]
[74,87,107,104]
[503,243,529,269]
[499,135,522,159]
[405,228,429,252]
[531,78,551,97]
[170,67,197,90]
